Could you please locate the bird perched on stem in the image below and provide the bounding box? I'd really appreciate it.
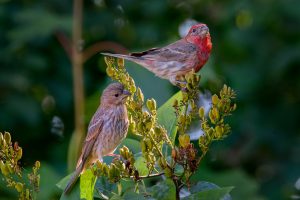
[64,83,131,194]
[102,23,212,86]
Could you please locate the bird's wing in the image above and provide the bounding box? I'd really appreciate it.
[130,39,197,62]
[76,109,104,169]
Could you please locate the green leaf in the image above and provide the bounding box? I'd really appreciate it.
[57,173,80,200]
[183,181,233,200]
[184,186,234,200]
[148,179,176,200]
[134,155,149,176]
[80,169,97,200]
[157,91,182,144]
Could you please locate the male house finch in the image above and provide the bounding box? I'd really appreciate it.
[64,83,131,194]
[102,23,212,85]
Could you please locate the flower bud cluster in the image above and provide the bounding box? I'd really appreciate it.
[0,132,40,200]
[198,85,237,152]
[174,71,200,136]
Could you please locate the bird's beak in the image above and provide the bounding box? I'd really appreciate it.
[122,89,131,97]
[200,26,209,35]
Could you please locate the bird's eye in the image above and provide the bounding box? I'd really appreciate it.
[192,28,196,33]
[114,94,119,97]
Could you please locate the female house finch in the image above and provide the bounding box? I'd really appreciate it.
[64,83,131,194]
[102,23,212,85]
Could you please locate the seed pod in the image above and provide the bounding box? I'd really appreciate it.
[35,161,41,169]
[96,160,102,169]
[106,66,115,77]
[4,132,11,145]
[102,164,109,176]
[15,182,23,192]
[215,126,223,137]
[0,161,9,176]
[117,58,124,68]
[146,99,156,112]
[199,107,205,119]
[130,85,136,94]
[7,163,14,174]
[0,133,3,147]
[179,134,190,148]
[136,88,144,103]
[212,94,219,105]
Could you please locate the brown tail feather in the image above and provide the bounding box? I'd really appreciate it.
[63,167,82,195]
[101,52,141,61]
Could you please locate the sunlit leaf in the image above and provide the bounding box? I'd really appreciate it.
[80,169,97,200]
[157,91,182,144]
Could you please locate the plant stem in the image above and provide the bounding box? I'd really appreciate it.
[172,178,181,200]
[69,0,85,171]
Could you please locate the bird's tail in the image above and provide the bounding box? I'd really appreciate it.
[101,52,138,62]
[63,166,82,195]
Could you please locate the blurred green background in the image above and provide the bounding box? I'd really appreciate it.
[0,0,299,199]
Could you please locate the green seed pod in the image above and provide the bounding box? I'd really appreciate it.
[215,126,223,137]
[96,160,102,169]
[130,85,136,94]
[117,58,124,68]
[136,88,144,103]
[146,98,157,112]
[129,121,136,132]
[102,164,109,176]
[212,108,220,121]
[4,132,11,145]
[0,133,3,147]
[199,107,205,119]
[231,103,237,111]
[15,182,23,193]
[16,147,23,161]
[104,56,111,67]
[137,122,144,132]
[212,94,220,105]
[179,134,190,148]
[35,161,41,169]
[106,66,115,77]
[0,162,9,176]
[7,163,14,174]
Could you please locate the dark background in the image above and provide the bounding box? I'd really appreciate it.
[0,0,299,199]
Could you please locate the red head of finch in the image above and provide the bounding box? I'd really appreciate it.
[64,83,131,194]
[102,23,212,85]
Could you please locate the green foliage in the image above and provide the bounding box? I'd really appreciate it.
[0,132,40,200]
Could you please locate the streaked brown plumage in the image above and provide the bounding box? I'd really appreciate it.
[64,83,131,194]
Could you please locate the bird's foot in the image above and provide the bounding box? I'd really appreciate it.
[174,80,188,92]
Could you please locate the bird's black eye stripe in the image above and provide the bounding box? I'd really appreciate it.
[115,94,119,97]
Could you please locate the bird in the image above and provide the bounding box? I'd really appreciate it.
[102,23,212,86]
[63,83,131,194]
